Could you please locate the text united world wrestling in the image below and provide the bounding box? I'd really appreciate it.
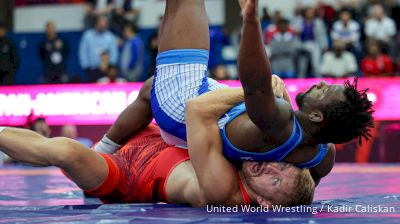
[207,204,396,214]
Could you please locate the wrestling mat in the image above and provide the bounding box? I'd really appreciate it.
[0,164,399,223]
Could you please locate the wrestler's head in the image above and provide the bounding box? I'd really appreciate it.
[242,162,315,207]
[295,77,374,144]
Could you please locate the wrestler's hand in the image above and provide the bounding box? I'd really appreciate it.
[272,75,285,98]
[239,0,258,22]
[272,75,293,107]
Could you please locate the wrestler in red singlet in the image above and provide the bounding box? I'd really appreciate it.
[82,124,251,205]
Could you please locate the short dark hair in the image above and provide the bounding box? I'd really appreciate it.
[340,9,352,16]
[278,18,289,26]
[315,77,375,145]
[108,65,118,71]
[124,22,138,33]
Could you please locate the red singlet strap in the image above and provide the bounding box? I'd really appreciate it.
[233,167,251,205]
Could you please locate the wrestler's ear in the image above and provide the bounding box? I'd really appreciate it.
[308,111,324,123]
[257,196,272,208]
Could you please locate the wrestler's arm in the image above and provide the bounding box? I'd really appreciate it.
[183,90,245,206]
[187,75,288,117]
[238,0,291,132]
[186,86,334,185]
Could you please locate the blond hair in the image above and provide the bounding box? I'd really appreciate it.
[286,169,315,206]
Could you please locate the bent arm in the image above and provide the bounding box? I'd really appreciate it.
[186,88,244,119]
[188,75,291,120]
[184,92,242,205]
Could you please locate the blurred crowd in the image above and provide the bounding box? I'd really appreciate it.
[2,0,400,86]
[263,0,400,78]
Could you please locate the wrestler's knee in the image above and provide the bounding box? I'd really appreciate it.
[139,76,153,102]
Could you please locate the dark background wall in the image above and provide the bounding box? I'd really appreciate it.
[0,1,13,30]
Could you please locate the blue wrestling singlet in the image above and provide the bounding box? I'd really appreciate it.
[150,49,328,169]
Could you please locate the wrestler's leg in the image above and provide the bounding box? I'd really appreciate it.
[103,77,153,146]
[97,0,211,150]
[158,0,210,52]
[0,128,107,190]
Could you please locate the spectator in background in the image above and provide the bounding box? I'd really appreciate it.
[209,27,229,70]
[338,0,362,21]
[331,10,361,60]
[83,2,97,29]
[360,0,391,22]
[89,0,113,15]
[316,0,336,30]
[390,0,400,30]
[60,124,93,148]
[92,51,111,80]
[109,5,127,37]
[269,19,299,79]
[114,0,141,25]
[148,16,163,77]
[361,40,394,77]
[264,10,291,44]
[296,0,318,9]
[292,7,328,77]
[120,23,144,81]
[260,7,271,31]
[79,16,118,82]
[365,4,396,50]
[39,21,69,84]
[210,64,230,80]
[320,40,357,78]
[390,33,400,75]
[97,65,127,83]
[0,22,19,85]
[31,118,51,138]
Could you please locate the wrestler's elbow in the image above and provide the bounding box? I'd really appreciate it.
[186,99,213,120]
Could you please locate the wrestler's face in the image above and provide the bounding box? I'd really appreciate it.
[243,162,302,206]
[296,81,346,112]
